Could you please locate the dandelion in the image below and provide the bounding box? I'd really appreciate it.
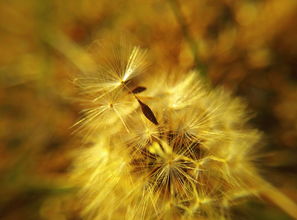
[71,40,297,220]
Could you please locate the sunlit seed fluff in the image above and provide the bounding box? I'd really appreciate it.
[71,41,263,220]
[74,38,148,100]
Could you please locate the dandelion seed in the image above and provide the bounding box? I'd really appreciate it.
[137,99,159,125]
[132,86,147,94]
[74,39,148,100]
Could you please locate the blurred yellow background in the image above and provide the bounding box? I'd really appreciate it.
[0,0,296,219]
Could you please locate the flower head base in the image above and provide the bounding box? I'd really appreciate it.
[71,41,270,220]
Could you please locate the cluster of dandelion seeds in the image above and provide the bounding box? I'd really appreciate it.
[71,39,274,220]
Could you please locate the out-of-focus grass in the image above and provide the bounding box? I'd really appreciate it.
[0,0,296,219]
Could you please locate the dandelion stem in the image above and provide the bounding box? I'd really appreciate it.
[249,173,297,219]
[168,0,207,77]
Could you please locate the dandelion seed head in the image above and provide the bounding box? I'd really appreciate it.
[71,41,264,220]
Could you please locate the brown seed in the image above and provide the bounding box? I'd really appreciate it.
[132,86,147,94]
[137,99,159,125]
